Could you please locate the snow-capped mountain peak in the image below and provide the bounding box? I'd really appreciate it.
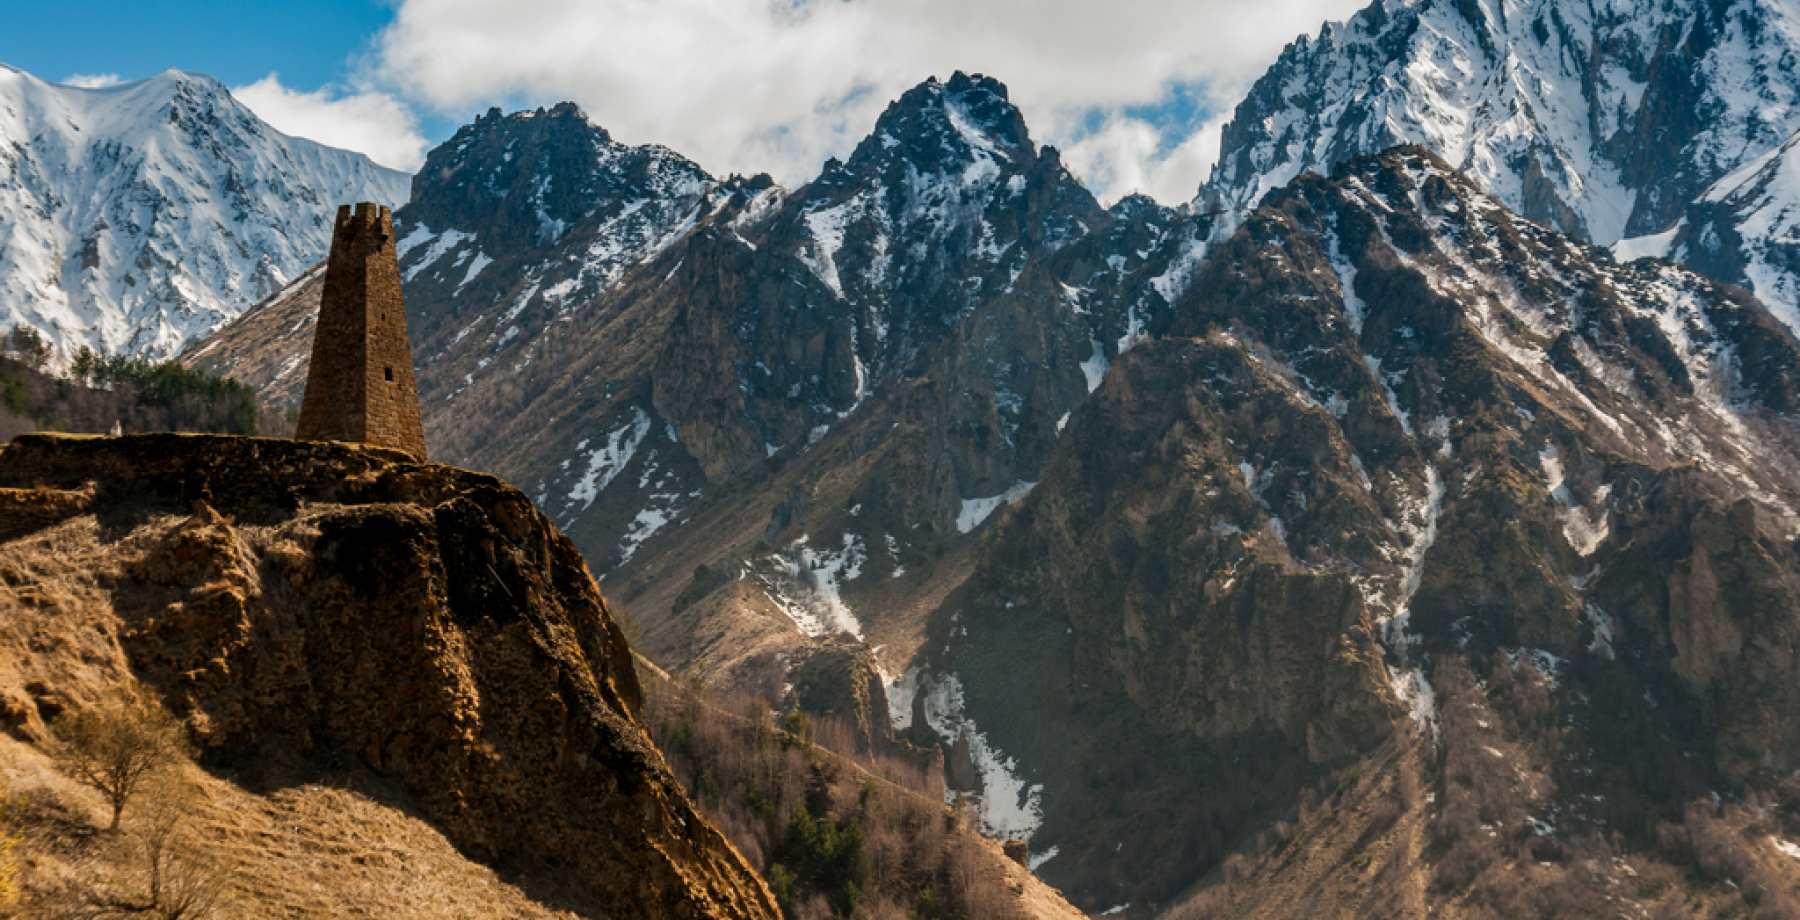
[403,102,714,249]
[845,71,1033,178]
[391,102,724,342]
[0,63,409,359]
[1202,0,1800,247]
[765,72,1105,410]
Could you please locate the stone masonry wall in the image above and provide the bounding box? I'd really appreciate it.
[294,203,428,460]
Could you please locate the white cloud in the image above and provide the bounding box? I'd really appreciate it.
[1057,113,1232,205]
[61,73,124,89]
[370,0,1367,203]
[231,74,429,172]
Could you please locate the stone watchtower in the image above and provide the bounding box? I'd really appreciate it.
[295,203,428,460]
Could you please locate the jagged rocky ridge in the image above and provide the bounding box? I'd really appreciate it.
[0,433,779,919]
[1198,0,1800,331]
[0,65,409,359]
[916,146,1800,910]
[1655,127,1800,334]
[189,72,1212,589]
[184,79,1216,872]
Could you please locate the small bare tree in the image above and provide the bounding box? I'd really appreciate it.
[54,694,189,832]
[132,801,228,919]
[82,785,231,920]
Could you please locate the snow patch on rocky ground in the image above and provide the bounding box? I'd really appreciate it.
[562,407,651,519]
[1613,226,1680,262]
[615,443,696,564]
[1585,604,1618,660]
[1329,230,1367,336]
[917,671,1044,840]
[457,252,493,292]
[957,481,1036,533]
[756,532,868,639]
[878,663,924,731]
[800,200,855,298]
[1378,465,1445,740]
[1538,445,1611,556]
[1506,648,1564,687]
[1081,340,1110,393]
[1149,230,1209,311]
[1387,665,1439,742]
[1771,836,1800,860]
[403,228,473,282]
[1383,466,1443,637]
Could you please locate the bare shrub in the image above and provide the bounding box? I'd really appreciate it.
[79,783,230,920]
[1654,800,1800,917]
[53,694,189,832]
[1165,881,1238,920]
[857,895,912,919]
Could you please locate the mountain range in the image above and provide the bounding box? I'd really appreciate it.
[1200,0,1800,329]
[0,65,407,359]
[9,0,1800,914]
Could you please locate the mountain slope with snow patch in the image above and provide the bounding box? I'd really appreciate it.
[0,64,408,359]
[1201,0,1800,247]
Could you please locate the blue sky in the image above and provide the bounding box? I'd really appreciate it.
[3,0,1365,203]
[8,1,386,90]
[4,0,465,147]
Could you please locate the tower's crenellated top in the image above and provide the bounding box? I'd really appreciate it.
[294,201,428,460]
[334,202,394,239]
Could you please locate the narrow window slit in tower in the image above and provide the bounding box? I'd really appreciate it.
[385,367,395,382]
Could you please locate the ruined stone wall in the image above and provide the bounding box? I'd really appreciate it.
[295,203,428,460]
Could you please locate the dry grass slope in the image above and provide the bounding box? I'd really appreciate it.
[0,434,777,919]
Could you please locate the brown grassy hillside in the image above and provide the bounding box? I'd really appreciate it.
[0,433,775,918]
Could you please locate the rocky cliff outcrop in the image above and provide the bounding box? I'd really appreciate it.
[0,433,778,919]
[917,147,1800,912]
[172,54,1800,916]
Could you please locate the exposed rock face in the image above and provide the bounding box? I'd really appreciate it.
[1198,0,1800,343]
[786,640,898,755]
[176,63,1800,915]
[920,147,1800,909]
[0,433,779,920]
[1657,128,1800,334]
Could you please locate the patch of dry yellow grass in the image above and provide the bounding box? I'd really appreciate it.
[0,513,576,918]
